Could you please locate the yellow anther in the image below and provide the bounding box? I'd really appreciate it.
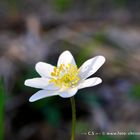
[51,72,55,76]
[49,63,80,88]
[54,67,57,71]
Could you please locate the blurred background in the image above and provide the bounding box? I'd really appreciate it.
[0,0,140,140]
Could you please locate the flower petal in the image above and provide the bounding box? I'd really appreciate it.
[78,56,105,80]
[77,77,102,89]
[59,88,78,98]
[29,90,59,102]
[57,50,76,66]
[24,78,59,90]
[35,62,55,78]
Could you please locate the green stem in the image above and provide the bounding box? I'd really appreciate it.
[70,97,76,140]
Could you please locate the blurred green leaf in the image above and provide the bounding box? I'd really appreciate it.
[113,0,128,8]
[96,135,113,140]
[76,42,97,67]
[77,90,99,106]
[0,79,4,140]
[44,107,61,127]
[131,84,140,99]
[6,0,19,14]
[94,32,124,50]
[53,0,71,12]
[32,97,64,127]
[32,96,61,109]
[76,120,90,134]
[126,134,138,140]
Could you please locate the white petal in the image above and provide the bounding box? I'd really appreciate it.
[57,50,76,66]
[77,77,102,89]
[29,90,59,102]
[59,88,78,98]
[35,62,54,78]
[79,56,105,80]
[24,78,59,90]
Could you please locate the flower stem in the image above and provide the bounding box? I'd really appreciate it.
[70,97,76,140]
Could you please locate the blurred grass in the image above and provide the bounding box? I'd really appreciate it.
[0,79,4,140]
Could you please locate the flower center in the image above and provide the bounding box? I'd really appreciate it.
[49,63,80,88]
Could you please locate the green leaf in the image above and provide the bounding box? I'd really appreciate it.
[76,120,90,134]
[44,107,61,127]
[126,134,138,140]
[131,84,140,99]
[113,0,128,8]
[96,135,113,140]
[53,0,71,12]
[31,97,62,127]
[0,79,4,140]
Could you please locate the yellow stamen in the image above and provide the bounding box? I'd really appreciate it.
[49,64,80,88]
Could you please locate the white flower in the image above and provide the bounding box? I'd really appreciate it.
[24,51,105,102]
